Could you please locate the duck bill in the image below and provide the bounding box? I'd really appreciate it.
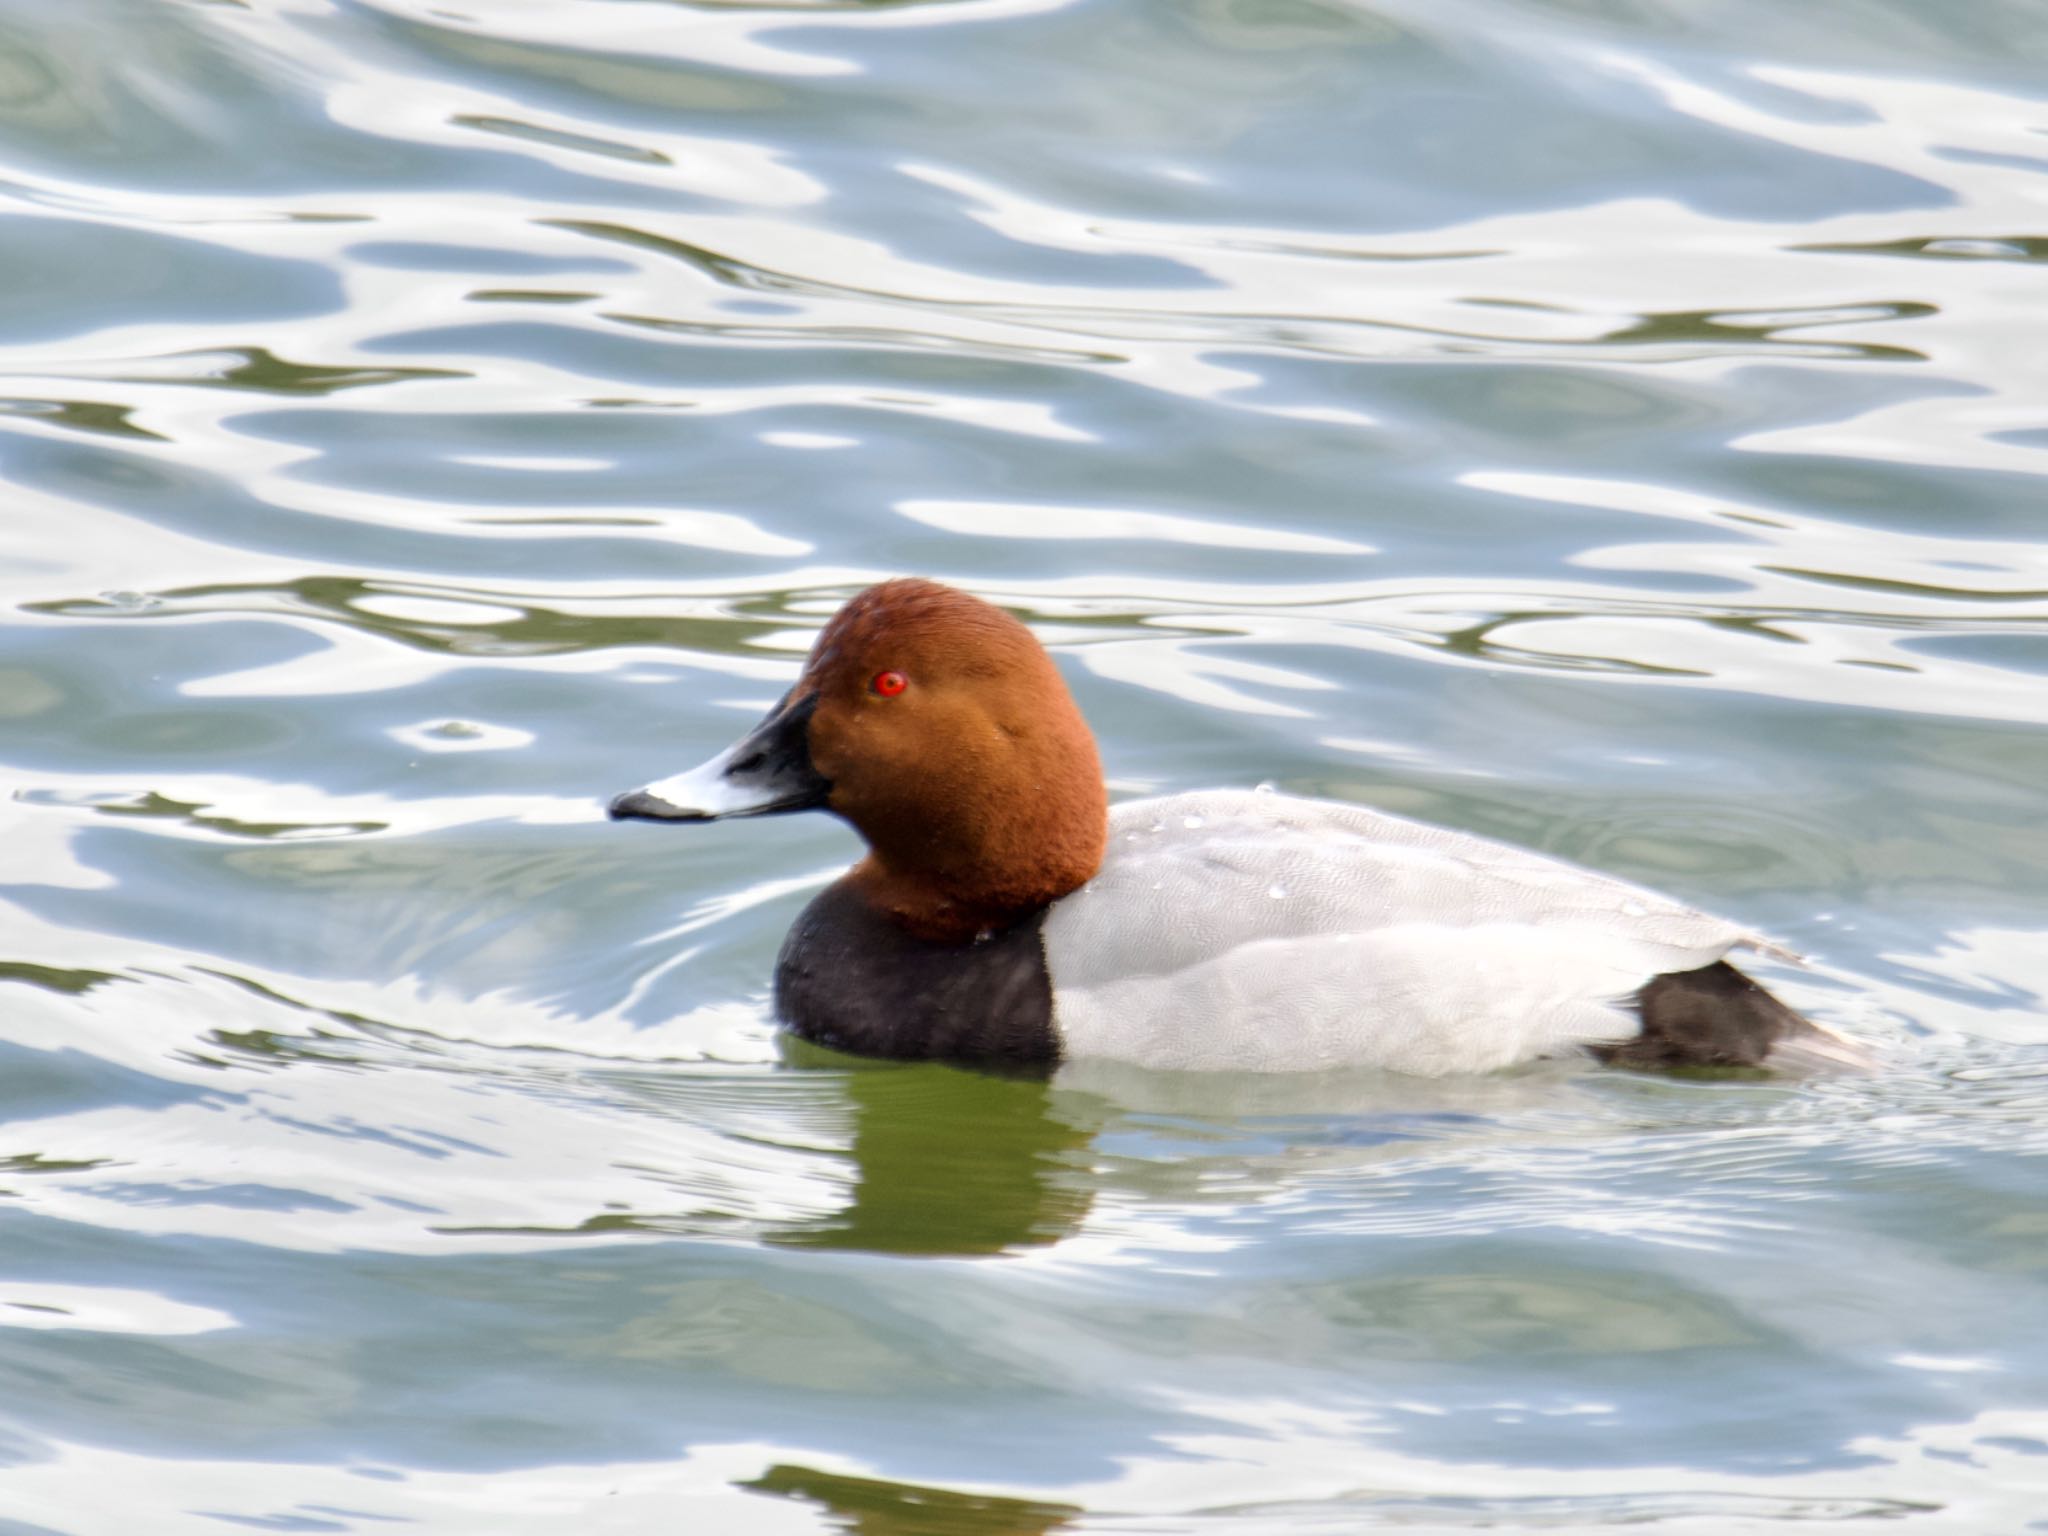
[609,690,829,823]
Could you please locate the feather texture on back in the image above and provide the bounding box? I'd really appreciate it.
[1043,790,1795,1074]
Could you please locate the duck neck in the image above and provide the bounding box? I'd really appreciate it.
[847,795,1105,944]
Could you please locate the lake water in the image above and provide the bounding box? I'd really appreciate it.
[3,1,2048,1531]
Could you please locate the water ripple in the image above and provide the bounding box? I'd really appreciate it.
[5,0,2048,1529]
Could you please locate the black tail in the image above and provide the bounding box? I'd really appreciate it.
[1596,960,1857,1072]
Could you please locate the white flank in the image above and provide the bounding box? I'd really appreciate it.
[1044,790,1797,1075]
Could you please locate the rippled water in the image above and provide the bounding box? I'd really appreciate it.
[4,0,2048,1531]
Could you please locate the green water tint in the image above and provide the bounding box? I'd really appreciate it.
[2,0,2047,1530]
[761,1059,1095,1257]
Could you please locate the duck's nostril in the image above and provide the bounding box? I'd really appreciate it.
[729,751,766,776]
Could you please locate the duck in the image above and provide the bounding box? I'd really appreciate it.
[610,578,1864,1075]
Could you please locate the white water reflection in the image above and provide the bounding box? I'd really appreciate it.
[3,0,2048,1530]
[0,1285,235,1336]
[899,498,1374,553]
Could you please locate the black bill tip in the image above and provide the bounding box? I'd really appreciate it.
[608,789,711,823]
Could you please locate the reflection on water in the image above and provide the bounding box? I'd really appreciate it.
[2,0,2047,1529]
[768,1061,1096,1256]
[743,1462,1082,1535]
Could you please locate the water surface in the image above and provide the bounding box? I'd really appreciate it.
[3,1,2047,1531]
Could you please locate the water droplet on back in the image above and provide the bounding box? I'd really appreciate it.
[1183,815,1204,829]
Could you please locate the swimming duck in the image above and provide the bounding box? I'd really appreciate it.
[611,579,1860,1075]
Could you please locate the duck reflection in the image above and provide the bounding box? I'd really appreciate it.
[761,1051,1597,1256]
[769,1053,1097,1256]
[740,1461,1080,1536]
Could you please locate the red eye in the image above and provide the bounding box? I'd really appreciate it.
[871,669,908,698]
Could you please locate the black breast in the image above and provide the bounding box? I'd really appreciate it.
[773,881,1059,1068]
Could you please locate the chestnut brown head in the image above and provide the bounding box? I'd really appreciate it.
[611,579,1107,940]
